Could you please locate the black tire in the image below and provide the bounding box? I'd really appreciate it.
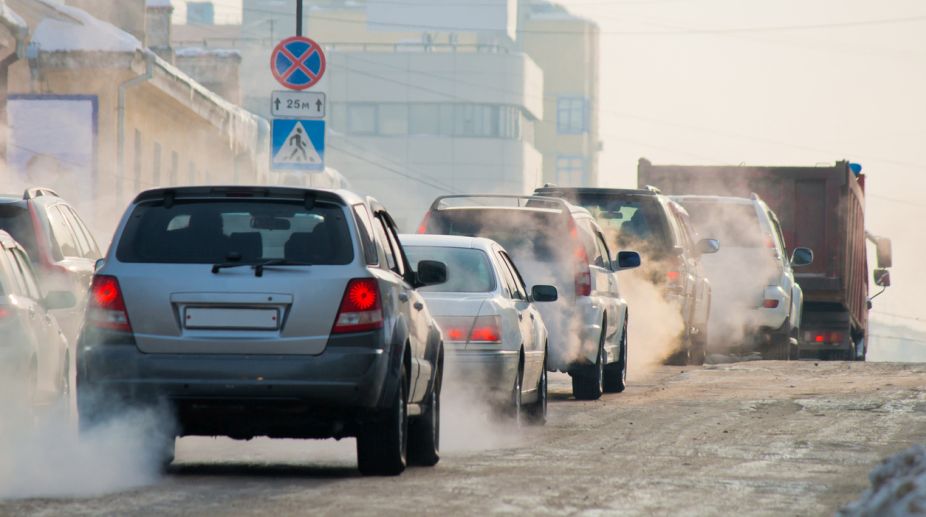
[572,332,604,401]
[603,327,627,393]
[153,435,176,471]
[765,318,791,360]
[408,360,441,467]
[510,364,524,426]
[357,363,408,476]
[664,341,689,366]
[689,329,707,366]
[525,349,548,425]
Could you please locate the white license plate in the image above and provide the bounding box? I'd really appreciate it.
[184,308,280,330]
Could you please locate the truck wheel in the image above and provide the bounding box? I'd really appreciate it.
[407,371,440,467]
[603,327,627,393]
[572,333,604,401]
[150,435,176,472]
[357,364,408,476]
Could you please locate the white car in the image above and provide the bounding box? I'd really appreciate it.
[401,234,557,424]
[672,194,813,359]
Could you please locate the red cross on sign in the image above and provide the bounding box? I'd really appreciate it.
[270,36,326,91]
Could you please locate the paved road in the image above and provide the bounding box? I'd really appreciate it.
[4,361,926,516]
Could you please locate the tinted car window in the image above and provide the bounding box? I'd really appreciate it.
[0,206,38,261]
[0,248,15,295]
[405,246,495,293]
[10,248,40,299]
[62,206,100,258]
[499,251,529,298]
[680,202,765,248]
[116,200,353,265]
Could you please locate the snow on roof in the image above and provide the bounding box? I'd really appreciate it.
[0,3,28,36]
[175,47,241,59]
[31,0,141,52]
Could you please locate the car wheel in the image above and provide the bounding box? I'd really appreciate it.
[357,363,408,476]
[510,365,523,426]
[765,317,791,360]
[152,435,176,472]
[689,329,707,366]
[408,359,441,467]
[664,336,690,366]
[525,350,548,425]
[572,332,604,401]
[603,327,627,393]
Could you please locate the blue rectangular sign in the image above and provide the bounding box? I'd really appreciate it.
[271,119,325,171]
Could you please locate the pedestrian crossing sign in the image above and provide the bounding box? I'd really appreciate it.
[271,119,325,171]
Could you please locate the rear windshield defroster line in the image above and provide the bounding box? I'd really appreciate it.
[116,199,354,265]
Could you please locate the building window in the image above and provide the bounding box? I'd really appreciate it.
[348,104,377,135]
[170,151,179,185]
[152,142,162,185]
[409,104,441,135]
[556,155,586,186]
[378,104,408,136]
[557,96,588,134]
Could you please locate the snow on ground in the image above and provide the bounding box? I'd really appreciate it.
[839,445,926,517]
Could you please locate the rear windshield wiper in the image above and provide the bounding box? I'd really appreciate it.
[212,262,249,274]
[253,259,312,277]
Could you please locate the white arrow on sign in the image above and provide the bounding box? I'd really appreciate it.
[271,91,326,119]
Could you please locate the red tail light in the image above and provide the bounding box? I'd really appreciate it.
[0,306,10,319]
[762,299,779,309]
[435,315,502,343]
[87,275,132,332]
[667,270,681,283]
[332,278,384,334]
[567,217,592,297]
[416,211,431,234]
[469,315,502,343]
[805,331,844,344]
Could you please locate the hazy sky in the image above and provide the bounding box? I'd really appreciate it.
[174,0,925,334]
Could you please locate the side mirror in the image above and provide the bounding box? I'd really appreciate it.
[44,290,76,310]
[530,285,558,303]
[876,238,892,268]
[874,268,891,287]
[696,238,720,255]
[790,247,814,267]
[613,251,641,271]
[94,258,105,272]
[416,260,447,287]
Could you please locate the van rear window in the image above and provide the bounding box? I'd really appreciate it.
[430,209,567,263]
[0,206,38,262]
[116,200,354,265]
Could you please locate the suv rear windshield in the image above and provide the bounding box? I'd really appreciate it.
[405,246,496,293]
[427,208,568,264]
[0,205,38,261]
[566,194,671,253]
[678,202,764,248]
[116,200,354,264]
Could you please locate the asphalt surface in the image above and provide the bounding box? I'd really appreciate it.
[4,360,926,516]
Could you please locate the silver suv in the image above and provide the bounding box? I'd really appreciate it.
[418,195,640,400]
[77,187,447,476]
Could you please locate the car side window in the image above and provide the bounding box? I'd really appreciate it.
[46,205,80,259]
[577,219,601,266]
[374,213,405,277]
[595,232,612,270]
[58,206,93,259]
[496,251,525,300]
[768,211,788,261]
[671,206,696,252]
[352,204,379,266]
[500,251,529,299]
[63,206,100,259]
[0,248,18,295]
[10,248,40,300]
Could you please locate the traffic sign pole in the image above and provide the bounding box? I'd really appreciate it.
[296,0,303,37]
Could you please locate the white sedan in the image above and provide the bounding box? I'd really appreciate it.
[401,234,558,425]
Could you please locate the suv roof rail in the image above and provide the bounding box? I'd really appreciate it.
[750,192,764,202]
[429,194,569,212]
[23,187,61,200]
[642,185,662,194]
[542,183,559,188]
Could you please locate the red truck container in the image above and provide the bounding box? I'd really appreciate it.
[638,158,878,360]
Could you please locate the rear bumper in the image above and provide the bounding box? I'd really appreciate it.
[76,330,397,438]
[540,299,603,372]
[445,347,519,400]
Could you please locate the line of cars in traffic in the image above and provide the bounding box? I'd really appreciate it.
[2,180,816,478]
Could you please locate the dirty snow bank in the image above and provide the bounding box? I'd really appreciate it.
[839,445,926,516]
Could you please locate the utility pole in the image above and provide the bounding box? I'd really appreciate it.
[296,0,303,36]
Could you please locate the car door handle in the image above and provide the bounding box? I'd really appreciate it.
[413,302,424,311]
[518,313,524,321]
[398,293,409,303]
